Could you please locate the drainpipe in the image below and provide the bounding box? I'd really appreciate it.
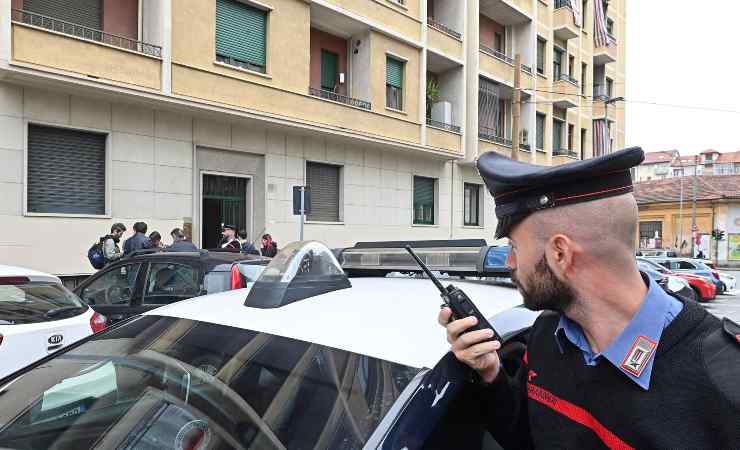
[449,162,454,238]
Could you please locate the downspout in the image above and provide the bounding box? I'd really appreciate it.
[449,162,454,238]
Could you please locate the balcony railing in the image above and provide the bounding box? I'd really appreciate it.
[556,73,579,86]
[554,0,572,9]
[427,118,461,133]
[522,64,533,75]
[479,44,514,65]
[553,148,579,158]
[427,17,462,40]
[593,85,610,101]
[520,143,531,151]
[309,87,371,110]
[478,126,512,146]
[11,9,162,58]
[607,32,617,44]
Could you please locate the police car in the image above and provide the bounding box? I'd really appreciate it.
[0,265,106,380]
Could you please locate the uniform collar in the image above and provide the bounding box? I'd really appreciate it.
[555,273,683,390]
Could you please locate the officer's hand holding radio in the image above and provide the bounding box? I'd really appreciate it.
[438,307,502,384]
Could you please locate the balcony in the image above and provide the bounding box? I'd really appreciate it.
[593,34,617,65]
[427,17,464,60]
[552,74,579,108]
[309,87,371,110]
[592,98,617,123]
[10,9,162,90]
[427,121,462,154]
[427,17,462,40]
[427,118,461,133]
[478,125,512,146]
[553,149,580,165]
[553,1,579,40]
[479,0,532,26]
[479,44,515,85]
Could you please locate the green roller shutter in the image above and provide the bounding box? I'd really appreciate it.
[25,0,101,29]
[27,124,106,215]
[413,176,435,225]
[321,50,338,91]
[306,162,341,222]
[386,57,404,88]
[216,0,267,70]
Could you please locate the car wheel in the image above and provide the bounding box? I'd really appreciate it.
[718,282,726,294]
[691,287,706,303]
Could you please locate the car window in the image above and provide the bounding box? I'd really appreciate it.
[0,282,86,325]
[80,263,142,306]
[677,261,696,270]
[143,263,199,305]
[0,316,421,450]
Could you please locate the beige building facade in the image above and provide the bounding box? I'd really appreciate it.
[0,0,626,276]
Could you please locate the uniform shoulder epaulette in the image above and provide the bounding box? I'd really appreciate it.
[723,317,740,346]
[702,318,740,409]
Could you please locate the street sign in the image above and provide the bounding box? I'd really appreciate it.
[292,186,311,215]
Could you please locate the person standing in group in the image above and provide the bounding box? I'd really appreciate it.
[238,229,258,255]
[219,224,241,250]
[149,231,163,249]
[123,222,151,255]
[167,228,198,252]
[102,223,126,265]
[261,234,278,257]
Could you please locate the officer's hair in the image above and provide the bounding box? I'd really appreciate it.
[530,194,638,265]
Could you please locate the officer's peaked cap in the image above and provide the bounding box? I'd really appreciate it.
[477,146,645,239]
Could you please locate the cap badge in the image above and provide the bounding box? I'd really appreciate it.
[539,195,549,206]
[620,335,658,377]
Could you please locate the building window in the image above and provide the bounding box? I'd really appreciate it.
[606,17,614,35]
[553,119,564,151]
[639,221,662,248]
[216,0,268,73]
[606,77,613,97]
[568,55,575,79]
[673,168,683,177]
[464,183,481,226]
[413,176,436,225]
[386,56,404,110]
[582,0,588,29]
[320,49,338,91]
[581,63,587,95]
[536,37,546,75]
[306,162,342,222]
[580,128,587,156]
[27,124,106,215]
[536,113,545,150]
[553,47,563,79]
[567,124,575,150]
[494,32,504,52]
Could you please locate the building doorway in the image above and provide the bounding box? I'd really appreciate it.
[201,174,249,249]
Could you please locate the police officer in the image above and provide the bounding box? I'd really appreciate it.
[440,147,739,449]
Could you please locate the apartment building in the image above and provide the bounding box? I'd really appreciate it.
[634,149,740,182]
[0,0,626,276]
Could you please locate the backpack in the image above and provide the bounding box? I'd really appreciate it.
[87,236,108,270]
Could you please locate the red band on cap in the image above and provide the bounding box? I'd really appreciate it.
[555,185,632,203]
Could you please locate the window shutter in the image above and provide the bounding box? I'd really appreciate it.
[25,0,102,29]
[386,57,404,88]
[536,114,545,149]
[321,50,338,91]
[27,124,106,215]
[306,162,340,222]
[413,176,435,225]
[216,0,267,69]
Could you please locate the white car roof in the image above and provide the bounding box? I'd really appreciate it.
[0,265,60,283]
[145,277,523,369]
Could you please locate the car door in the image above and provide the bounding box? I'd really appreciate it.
[77,262,145,324]
[138,260,201,313]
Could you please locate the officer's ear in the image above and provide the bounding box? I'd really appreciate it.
[545,234,579,276]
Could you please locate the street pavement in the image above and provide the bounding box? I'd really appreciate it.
[703,269,740,322]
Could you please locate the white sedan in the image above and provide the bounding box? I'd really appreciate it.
[719,272,736,292]
[0,265,107,379]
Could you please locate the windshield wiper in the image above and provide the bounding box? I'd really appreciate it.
[45,306,84,318]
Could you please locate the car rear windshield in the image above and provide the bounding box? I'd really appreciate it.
[0,316,420,450]
[0,282,86,325]
[204,264,267,294]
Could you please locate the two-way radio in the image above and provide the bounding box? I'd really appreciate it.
[405,246,502,343]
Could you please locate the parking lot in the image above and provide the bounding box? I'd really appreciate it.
[703,269,740,322]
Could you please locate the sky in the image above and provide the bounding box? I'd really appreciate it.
[625,0,738,155]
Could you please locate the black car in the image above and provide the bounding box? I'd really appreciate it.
[74,250,269,325]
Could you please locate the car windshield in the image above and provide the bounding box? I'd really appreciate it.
[637,259,669,274]
[0,316,420,450]
[0,281,86,325]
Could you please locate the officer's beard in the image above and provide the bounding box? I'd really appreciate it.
[511,255,576,313]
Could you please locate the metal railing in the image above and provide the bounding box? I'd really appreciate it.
[309,87,371,110]
[607,32,616,43]
[427,17,462,40]
[478,126,512,146]
[522,64,533,75]
[11,9,161,58]
[553,148,579,158]
[520,143,531,151]
[556,73,579,86]
[554,0,572,9]
[427,118,461,133]
[593,85,610,101]
[479,44,514,65]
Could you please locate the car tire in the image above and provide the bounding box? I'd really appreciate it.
[692,287,706,303]
[718,281,726,295]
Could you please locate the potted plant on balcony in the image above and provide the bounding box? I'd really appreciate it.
[426,79,440,119]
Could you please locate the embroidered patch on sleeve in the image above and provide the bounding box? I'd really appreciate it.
[620,335,658,377]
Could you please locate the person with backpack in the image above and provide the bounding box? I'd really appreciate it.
[260,233,278,257]
[123,222,152,255]
[238,229,258,255]
[88,223,126,270]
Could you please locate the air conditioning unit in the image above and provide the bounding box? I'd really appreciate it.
[520,129,529,144]
[431,101,453,124]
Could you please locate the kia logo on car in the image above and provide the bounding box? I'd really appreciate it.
[48,334,63,345]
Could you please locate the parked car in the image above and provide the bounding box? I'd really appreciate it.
[0,241,534,450]
[0,265,106,379]
[482,245,512,276]
[719,272,736,292]
[74,250,270,325]
[649,258,725,294]
[637,257,716,302]
[636,249,678,258]
[636,260,696,302]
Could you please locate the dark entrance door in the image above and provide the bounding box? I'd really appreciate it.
[202,174,248,249]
